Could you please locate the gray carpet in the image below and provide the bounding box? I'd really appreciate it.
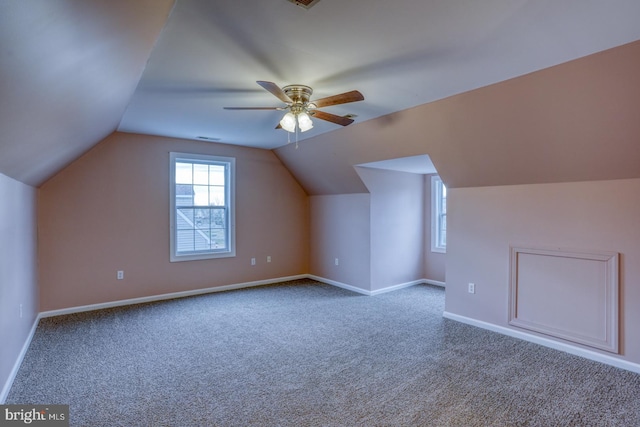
[7,279,640,426]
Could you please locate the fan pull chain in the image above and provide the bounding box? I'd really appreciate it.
[284,123,299,149]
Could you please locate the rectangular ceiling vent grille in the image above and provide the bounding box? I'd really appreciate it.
[286,0,321,10]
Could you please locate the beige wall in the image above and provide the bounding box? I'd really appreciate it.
[309,194,371,291]
[445,179,640,363]
[310,168,433,293]
[356,167,425,291]
[0,173,38,400]
[38,132,309,311]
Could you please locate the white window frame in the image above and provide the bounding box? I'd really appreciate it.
[170,152,236,262]
[431,175,446,253]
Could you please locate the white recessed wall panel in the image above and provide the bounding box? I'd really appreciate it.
[509,247,619,353]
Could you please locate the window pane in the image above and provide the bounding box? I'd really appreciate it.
[175,162,193,184]
[193,185,209,206]
[212,208,227,250]
[195,209,211,230]
[193,229,211,251]
[176,229,195,253]
[212,208,226,228]
[211,227,227,250]
[175,185,194,207]
[209,186,225,206]
[176,208,195,229]
[176,207,229,254]
[193,163,209,185]
[209,165,225,185]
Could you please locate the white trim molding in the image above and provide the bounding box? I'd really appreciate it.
[0,317,39,404]
[39,275,307,318]
[370,279,425,296]
[36,274,441,319]
[307,275,372,295]
[309,276,445,296]
[443,311,640,375]
[509,246,619,353]
[423,279,446,288]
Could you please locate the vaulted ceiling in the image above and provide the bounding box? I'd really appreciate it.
[0,0,174,186]
[2,0,640,187]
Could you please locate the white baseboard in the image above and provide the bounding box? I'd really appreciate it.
[0,316,39,404]
[443,311,640,375]
[309,276,445,296]
[370,279,426,295]
[39,274,308,318]
[423,279,446,288]
[35,275,444,319]
[306,275,372,295]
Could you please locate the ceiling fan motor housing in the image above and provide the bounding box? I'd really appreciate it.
[283,85,313,108]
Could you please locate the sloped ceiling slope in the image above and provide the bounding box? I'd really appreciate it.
[275,41,640,194]
[0,0,174,186]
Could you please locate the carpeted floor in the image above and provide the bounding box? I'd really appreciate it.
[7,279,640,426]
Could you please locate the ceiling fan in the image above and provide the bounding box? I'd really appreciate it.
[224,81,364,133]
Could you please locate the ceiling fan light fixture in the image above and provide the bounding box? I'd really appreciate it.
[280,112,297,133]
[225,81,363,133]
[297,111,313,132]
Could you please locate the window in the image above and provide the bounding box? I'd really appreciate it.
[170,152,235,262]
[431,175,446,253]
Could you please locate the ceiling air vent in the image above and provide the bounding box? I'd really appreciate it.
[286,0,321,10]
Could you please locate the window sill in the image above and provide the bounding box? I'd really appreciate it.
[170,251,236,262]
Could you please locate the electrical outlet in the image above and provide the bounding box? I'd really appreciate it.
[335,258,339,266]
[117,270,124,280]
[468,283,475,294]
[251,258,256,266]
[267,256,271,263]
[19,304,23,319]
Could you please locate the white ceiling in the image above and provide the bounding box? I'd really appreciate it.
[117,0,640,149]
[357,155,437,175]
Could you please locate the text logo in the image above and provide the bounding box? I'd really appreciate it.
[0,405,68,426]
